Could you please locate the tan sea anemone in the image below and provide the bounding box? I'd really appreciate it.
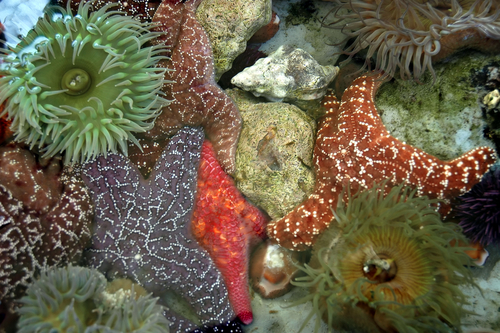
[292,182,476,333]
[325,0,500,81]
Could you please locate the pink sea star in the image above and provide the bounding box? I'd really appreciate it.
[267,73,497,250]
[129,0,242,177]
[0,144,93,306]
[191,140,268,325]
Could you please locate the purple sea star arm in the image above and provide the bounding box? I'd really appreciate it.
[82,127,235,332]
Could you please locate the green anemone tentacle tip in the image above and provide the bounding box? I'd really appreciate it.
[17,265,170,333]
[0,0,171,163]
[16,265,107,333]
[291,182,476,333]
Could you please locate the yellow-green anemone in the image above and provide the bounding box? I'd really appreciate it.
[17,265,170,333]
[0,1,170,163]
[292,182,476,333]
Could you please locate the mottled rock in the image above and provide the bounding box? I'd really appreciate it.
[231,45,339,111]
[376,51,497,161]
[258,0,345,68]
[248,10,280,43]
[227,88,316,220]
[197,0,272,80]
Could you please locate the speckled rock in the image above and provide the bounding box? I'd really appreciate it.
[461,253,500,331]
[242,287,329,333]
[227,88,316,220]
[231,45,339,111]
[376,51,497,161]
[196,0,272,81]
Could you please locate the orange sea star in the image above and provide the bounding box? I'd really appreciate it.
[192,140,268,325]
[267,73,497,250]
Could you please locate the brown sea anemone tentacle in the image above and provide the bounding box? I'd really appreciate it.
[325,0,500,81]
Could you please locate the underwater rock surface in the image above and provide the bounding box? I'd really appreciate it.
[197,0,272,80]
[227,88,316,220]
[377,51,498,160]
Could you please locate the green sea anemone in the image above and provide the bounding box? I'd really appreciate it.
[17,265,170,333]
[292,182,476,333]
[0,0,170,163]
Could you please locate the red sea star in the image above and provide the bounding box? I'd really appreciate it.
[191,140,268,325]
[129,0,242,176]
[267,73,497,250]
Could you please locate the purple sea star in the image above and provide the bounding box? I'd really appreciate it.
[82,127,235,332]
[0,144,93,307]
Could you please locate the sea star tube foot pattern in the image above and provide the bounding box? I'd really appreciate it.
[129,0,242,177]
[82,127,235,332]
[267,73,498,250]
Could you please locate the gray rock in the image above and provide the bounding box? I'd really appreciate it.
[376,51,497,161]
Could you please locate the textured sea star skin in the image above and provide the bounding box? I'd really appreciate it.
[192,141,268,325]
[57,0,160,21]
[0,144,93,304]
[129,0,242,176]
[82,127,235,333]
[267,74,498,250]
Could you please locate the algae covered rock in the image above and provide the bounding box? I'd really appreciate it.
[227,88,316,220]
[376,51,497,161]
[197,0,272,80]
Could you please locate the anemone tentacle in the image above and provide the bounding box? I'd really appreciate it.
[17,265,171,333]
[291,182,476,333]
[0,0,171,163]
[325,0,500,81]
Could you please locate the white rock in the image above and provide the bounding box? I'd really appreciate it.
[231,45,338,103]
[462,260,500,330]
[0,0,50,47]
